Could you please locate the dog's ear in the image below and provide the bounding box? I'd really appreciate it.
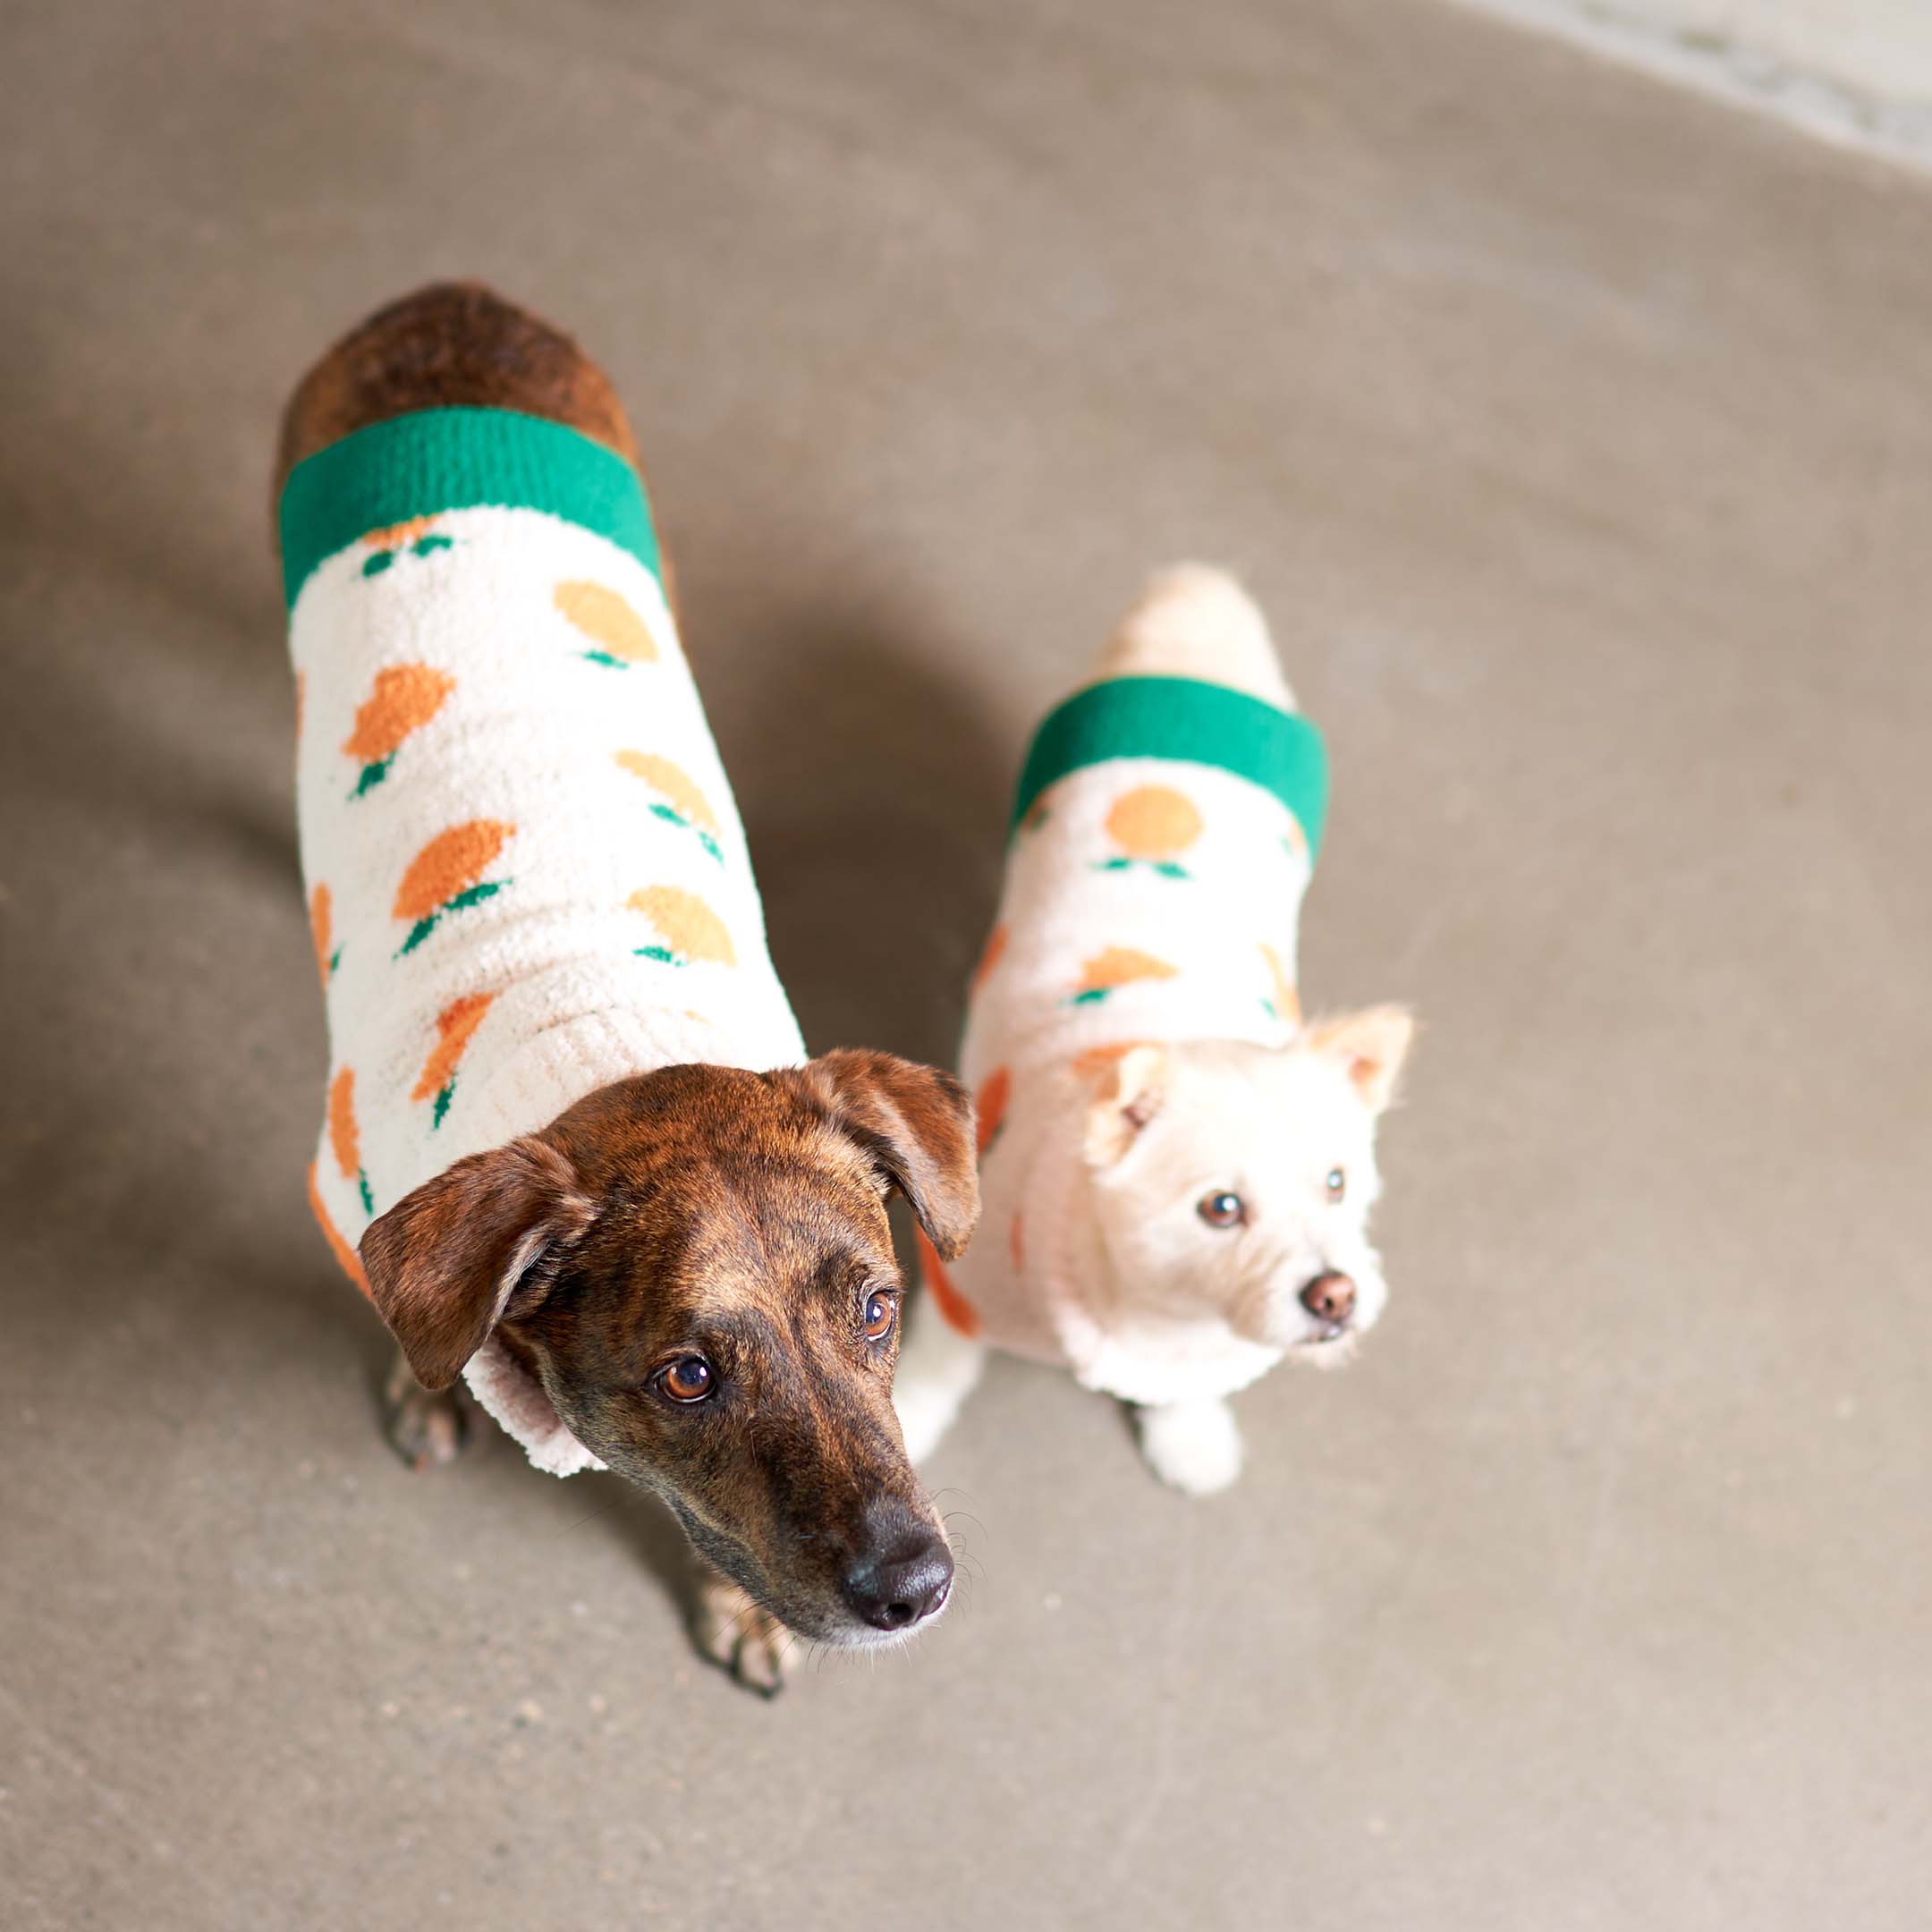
[359,1136,597,1391]
[1304,1006,1415,1114]
[1083,1044,1168,1166]
[784,1050,980,1260]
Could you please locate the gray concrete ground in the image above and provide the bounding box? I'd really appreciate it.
[3,3,1928,1927]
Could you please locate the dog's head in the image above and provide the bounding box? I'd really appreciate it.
[1080,1011,1413,1359]
[360,1051,978,1646]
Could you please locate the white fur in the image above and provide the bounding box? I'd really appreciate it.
[900,566,1411,1492]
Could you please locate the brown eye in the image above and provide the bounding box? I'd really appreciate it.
[863,1292,897,1342]
[1326,1167,1346,1202]
[657,1356,715,1404]
[1197,1191,1245,1229]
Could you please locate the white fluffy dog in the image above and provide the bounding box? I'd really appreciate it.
[895,565,1412,1495]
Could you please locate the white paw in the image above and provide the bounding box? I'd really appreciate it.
[1136,1396,1244,1496]
[892,1301,986,1466]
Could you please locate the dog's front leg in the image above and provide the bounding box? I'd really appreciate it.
[1132,1394,1243,1496]
[892,1291,987,1465]
[691,1564,791,1698]
[382,1344,472,1470]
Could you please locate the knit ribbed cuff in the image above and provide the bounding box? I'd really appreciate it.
[278,405,660,608]
[1012,676,1330,859]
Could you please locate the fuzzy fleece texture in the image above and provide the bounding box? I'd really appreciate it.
[924,589,1331,1403]
[283,407,805,1473]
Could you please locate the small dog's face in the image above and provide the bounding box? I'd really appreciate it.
[1082,1011,1413,1359]
[360,1052,978,1647]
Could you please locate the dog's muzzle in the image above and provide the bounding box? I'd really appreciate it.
[1299,1269,1356,1342]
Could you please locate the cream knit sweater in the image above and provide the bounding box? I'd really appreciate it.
[282,408,803,1473]
[924,658,1330,1402]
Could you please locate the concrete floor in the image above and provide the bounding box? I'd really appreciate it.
[3,2,1928,1927]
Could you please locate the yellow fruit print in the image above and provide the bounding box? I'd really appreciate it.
[614,751,723,862]
[394,820,515,956]
[628,886,736,968]
[309,883,340,989]
[556,580,657,667]
[327,1067,374,1217]
[343,663,455,797]
[411,992,496,1130]
[1097,785,1203,879]
[1069,946,1177,1006]
[1260,943,1300,1025]
[360,515,454,579]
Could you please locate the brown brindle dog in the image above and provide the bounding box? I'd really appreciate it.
[279,284,977,1693]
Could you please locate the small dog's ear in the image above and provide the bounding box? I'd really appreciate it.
[359,1136,597,1391]
[784,1050,980,1260]
[1083,1044,1167,1167]
[1304,1007,1415,1114]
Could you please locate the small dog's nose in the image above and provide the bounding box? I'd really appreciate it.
[843,1511,953,1633]
[1299,1270,1356,1325]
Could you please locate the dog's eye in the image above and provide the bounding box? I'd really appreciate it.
[656,1356,716,1404]
[1197,1191,1245,1229]
[862,1292,897,1343]
[1326,1167,1346,1202]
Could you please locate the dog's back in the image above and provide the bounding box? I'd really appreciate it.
[1089,562,1295,709]
[279,282,637,488]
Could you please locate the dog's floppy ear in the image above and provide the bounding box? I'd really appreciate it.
[360,1136,597,1391]
[784,1050,980,1260]
[1083,1044,1167,1166]
[1304,1006,1415,1114]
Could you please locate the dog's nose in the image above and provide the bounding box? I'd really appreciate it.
[843,1507,953,1633]
[1299,1270,1356,1325]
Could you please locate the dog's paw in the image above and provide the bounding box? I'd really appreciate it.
[1135,1395,1243,1496]
[693,1575,791,1698]
[383,1353,471,1470]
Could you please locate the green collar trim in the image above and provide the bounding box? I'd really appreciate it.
[1013,675,1329,858]
[278,406,660,609]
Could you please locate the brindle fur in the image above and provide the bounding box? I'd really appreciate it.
[286,288,975,1688]
[363,1056,975,1650]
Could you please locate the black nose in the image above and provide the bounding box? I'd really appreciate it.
[842,1505,953,1633]
[1299,1270,1356,1324]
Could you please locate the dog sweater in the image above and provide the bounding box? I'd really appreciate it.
[927,678,1329,1401]
[282,408,805,1474]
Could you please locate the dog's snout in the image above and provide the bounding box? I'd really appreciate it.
[842,1505,953,1633]
[1299,1270,1356,1324]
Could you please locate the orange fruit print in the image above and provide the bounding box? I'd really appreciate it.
[975,1066,1011,1158]
[307,1161,370,1298]
[1100,786,1203,877]
[394,821,514,956]
[360,516,453,579]
[1070,946,1178,1004]
[327,1067,374,1217]
[309,883,339,989]
[343,664,455,797]
[411,992,496,1130]
[915,1227,981,1339]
